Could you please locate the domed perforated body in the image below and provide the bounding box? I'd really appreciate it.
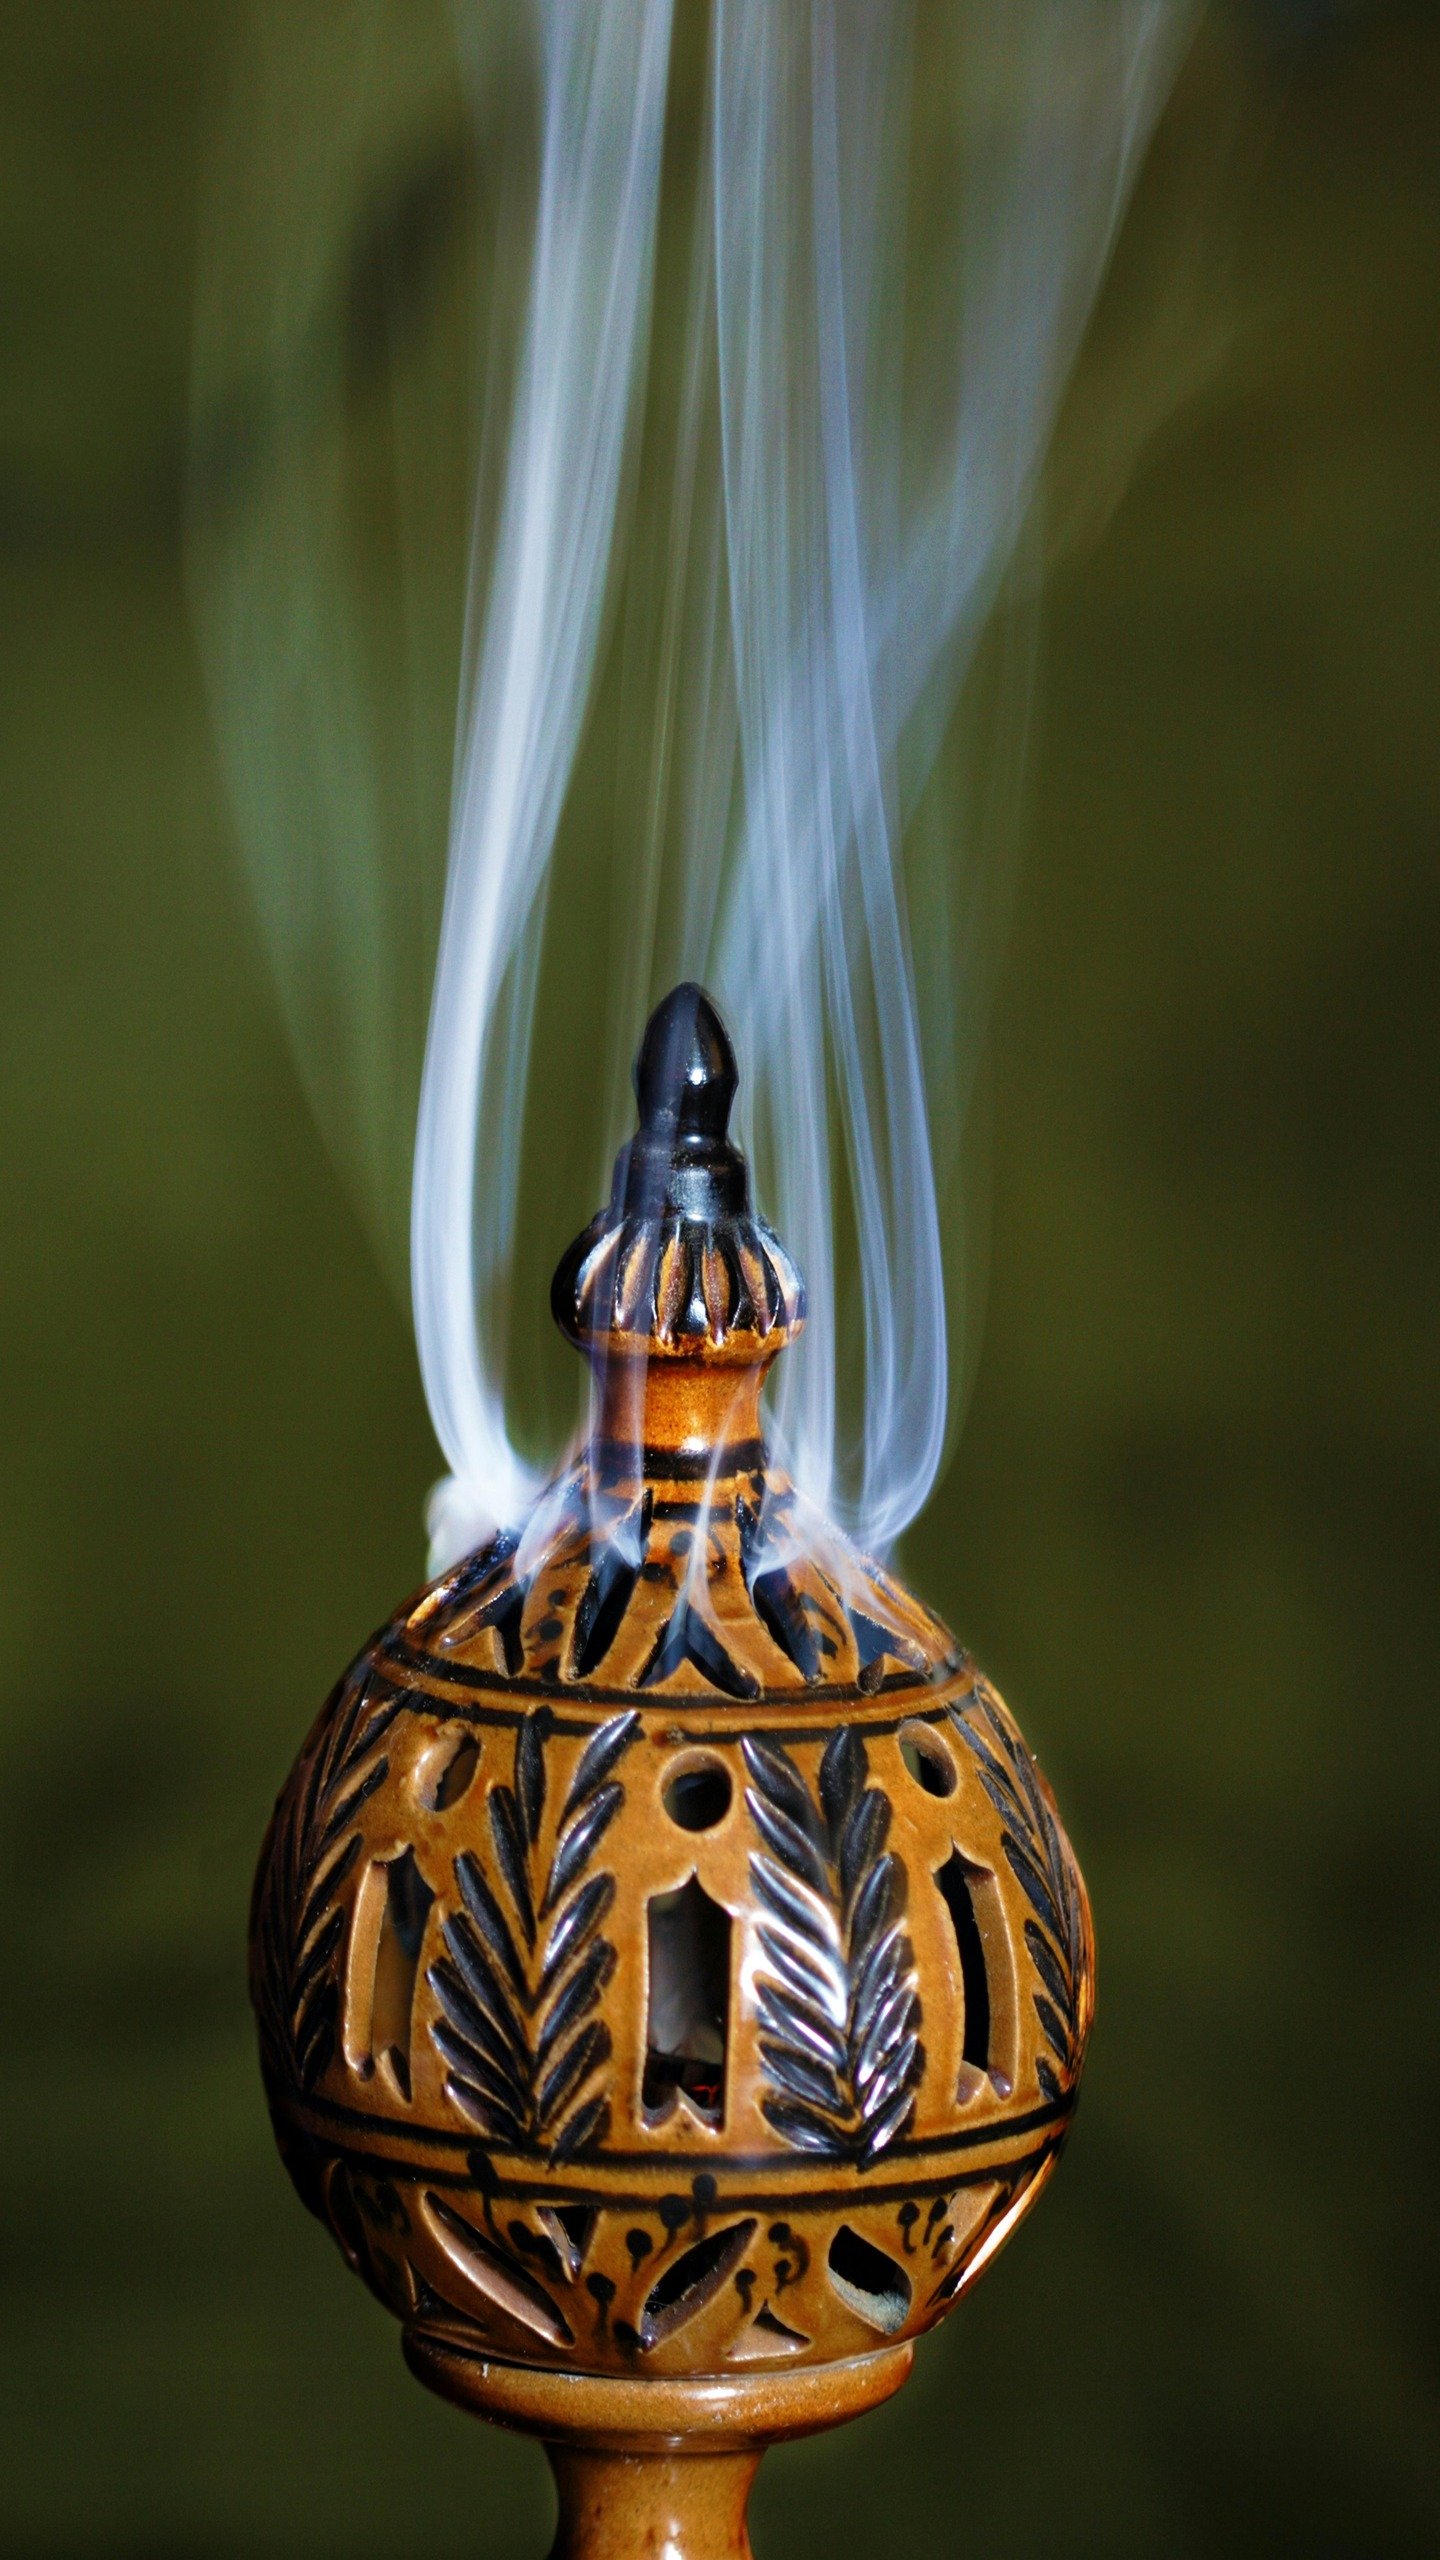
[251,989,1093,2408]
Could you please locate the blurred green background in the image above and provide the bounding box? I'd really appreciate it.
[2,3,1438,2553]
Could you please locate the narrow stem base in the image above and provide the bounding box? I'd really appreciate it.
[546,2444,760,2560]
[404,2335,913,2560]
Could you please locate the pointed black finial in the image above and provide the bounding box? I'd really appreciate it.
[621,985,745,1220]
[633,983,738,1147]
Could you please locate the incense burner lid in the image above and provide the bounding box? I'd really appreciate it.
[250,986,1093,2407]
[552,986,804,1358]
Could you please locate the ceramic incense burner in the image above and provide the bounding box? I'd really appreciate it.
[251,987,1094,2558]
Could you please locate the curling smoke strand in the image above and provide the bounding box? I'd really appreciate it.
[415,0,1193,1571]
[414,0,676,1569]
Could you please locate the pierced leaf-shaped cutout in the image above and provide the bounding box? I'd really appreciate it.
[735,1496,821,1680]
[422,1533,516,1641]
[440,1575,526,1673]
[849,1608,926,1693]
[370,1849,434,2100]
[429,1732,481,1811]
[423,2193,573,2347]
[487,1584,527,1677]
[898,1724,956,1798]
[639,1597,758,1699]
[641,2219,757,2348]
[537,2202,597,2277]
[936,1849,992,2090]
[751,1569,821,1680]
[826,2225,912,2334]
[571,1495,652,1679]
[433,1539,528,1669]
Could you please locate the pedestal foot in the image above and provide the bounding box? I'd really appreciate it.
[404,2335,914,2560]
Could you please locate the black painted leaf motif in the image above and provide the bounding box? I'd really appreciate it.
[752,1851,833,1948]
[454,1851,527,2000]
[1024,1918,1071,2015]
[848,1854,896,1958]
[759,2039,845,2111]
[431,2024,523,2132]
[550,2093,610,2164]
[294,1979,337,2088]
[819,1725,864,1833]
[563,1709,640,1818]
[516,1713,548,1849]
[1033,1995,1068,2060]
[429,1713,637,2160]
[968,1759,1023,1827]
[317,1757,388,1854]
[756,1920,837,2016]
[856,1980,914,2089]
[763,2096,847,2155]
[429,1955,523,2082]
[539,1872,614,1992]
[839,1787,890,1901]
[542,1782,624,1915]
[862,2076,921,2158]
[294,1834,360,1953]
[853,1919,906,2030]
[748,1791,828,1894]
[535,1939,615,2066]
[999,1831,1066,1949]
[439,1911,527,2053]
[742,1738,817,1836]
[744,1729,925,2165]
[948,1691,1088,2098]
[489,1787,536,1946]
[755,1981,847,2070]
[251,1666,400,2100]
[537,2018,611,2131]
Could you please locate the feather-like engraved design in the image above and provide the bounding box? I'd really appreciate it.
[251,1668,403,2096]
[948,1691,1089,2102]
[429,1711,639,2160]
[743,1728,925,2164]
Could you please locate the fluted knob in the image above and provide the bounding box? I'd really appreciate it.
[551,986,803,1355]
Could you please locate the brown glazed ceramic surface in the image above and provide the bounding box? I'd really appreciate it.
[251,988,1094,2556]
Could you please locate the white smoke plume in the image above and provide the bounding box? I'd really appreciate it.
[191,0,1196,1574]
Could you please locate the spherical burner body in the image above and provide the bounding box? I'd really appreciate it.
[250,987,1094,2485]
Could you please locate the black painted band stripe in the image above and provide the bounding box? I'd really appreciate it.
[375,1634,965,1718]
[285,2083,1071,2166]
[288,2128,1065,2215]
[592,1438,769,1482]
[371,1665,975,1748]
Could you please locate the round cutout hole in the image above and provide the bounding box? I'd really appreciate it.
[662,1758,733,1832]
[898,1724,957,1799]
